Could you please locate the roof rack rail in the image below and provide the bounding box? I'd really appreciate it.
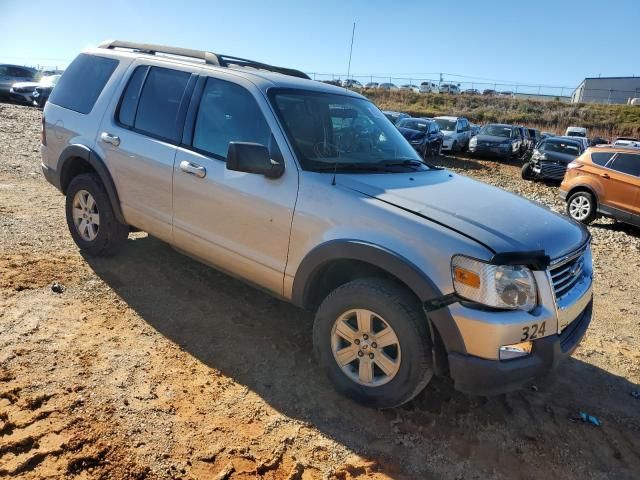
[97,40,310,80]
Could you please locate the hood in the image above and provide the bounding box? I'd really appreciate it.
[398,127,426,142]
[539,151,578,165]
[337,170,588,261]
[11,81,39,89]
[475,134,511,144]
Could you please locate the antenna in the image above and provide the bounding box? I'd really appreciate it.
[346,22,356,80]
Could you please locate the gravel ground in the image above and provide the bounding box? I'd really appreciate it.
[0,103,639,479]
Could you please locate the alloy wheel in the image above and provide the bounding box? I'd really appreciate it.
[569,195,591,221]
[331,309,401,387]
[72,189,100,241]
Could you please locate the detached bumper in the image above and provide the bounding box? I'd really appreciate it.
[447,300,592,396]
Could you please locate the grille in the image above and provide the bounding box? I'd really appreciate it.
[550,251,585,299]
[539,162,567,180]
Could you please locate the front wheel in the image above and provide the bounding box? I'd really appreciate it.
[313,278,433,408]
[521,162,535,180]
[567,191,597,224]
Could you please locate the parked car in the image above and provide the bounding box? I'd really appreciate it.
[517,126,533,153]
[378,82,398,90]
[589,136,609,147]
[499,91,514,97]
[565,126,587,138]
[560,146,640,227]
[0,64,38,98]
[32,75,62,107]
[527,128,542,147]
[468,124,522,159]
[419,81,438,93]
[439,83,460,94]
[612,137,640,148]
[396,117,443,159]
[470,123,481,137]
[342,79,362,89]
[463,88,479,95]
[42,41,594,408]
[559,135,589,152]
[434,116,471,153]
[541,131,555,139]
[482,89,496,96]
[364,82,379,89]
[399,84,419,93]
[382,110,410,125]
[522,137,583,182]
[10,74,60,105]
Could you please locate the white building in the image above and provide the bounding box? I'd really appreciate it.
[572,76,640,104]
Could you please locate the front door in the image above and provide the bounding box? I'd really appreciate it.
[601,152,640,220]
[172,75,298,296]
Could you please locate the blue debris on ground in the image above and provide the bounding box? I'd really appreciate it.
[576,411,602,426]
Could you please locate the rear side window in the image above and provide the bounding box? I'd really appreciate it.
[133,67,191,141]
[590,151,614,166]
[610,153,640,176]
[117,66,148,128]
[192,77,271,159]
[48,54,118,114]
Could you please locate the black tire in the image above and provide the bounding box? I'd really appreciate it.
[566,191,597,225]
[313,278,433,408]
[65,173,129,257]
[451,140,458,153]
[521,162,535,180]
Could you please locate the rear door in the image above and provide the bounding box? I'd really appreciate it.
[98,61,197,242]
[172,74,299,296]
[599,152,640,220]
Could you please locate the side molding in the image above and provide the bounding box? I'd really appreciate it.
[58,144,126,224]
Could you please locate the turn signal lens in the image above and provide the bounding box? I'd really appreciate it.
[453,266,480,288]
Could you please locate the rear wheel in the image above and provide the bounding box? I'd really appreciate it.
[567,191,597,224]
[313,278,433,408]
[65,173,129,256]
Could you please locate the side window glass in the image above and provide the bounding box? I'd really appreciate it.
[590,151,614,167]
[134,67,191,141]
[118,66,148,128]
[611,153,640,176]
[192,78,271,159]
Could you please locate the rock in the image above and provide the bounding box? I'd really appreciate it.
[51,281,65,294]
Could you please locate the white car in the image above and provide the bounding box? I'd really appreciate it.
[613,138,640,148]
[434,116,472,153]
[419,81,439,93]
[565,126,587,138]
[378,82,398,91]
[439,83,460,94]
[399,84,419,93]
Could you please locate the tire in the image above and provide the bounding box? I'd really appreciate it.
[521,162,535,181]
[313,278,433,408]
[65,173,129,257]
[452,140,458,153]
[566,191,597,225]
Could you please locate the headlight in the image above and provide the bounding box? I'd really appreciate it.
[469,137,477,146]
[451,255,537,311]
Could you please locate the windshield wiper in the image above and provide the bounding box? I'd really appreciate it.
[313,163,390,172]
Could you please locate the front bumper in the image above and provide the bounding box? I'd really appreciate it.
[9,90,35,104]
[532,161,567,181]
[448,299,592,395]
[441,137,454,151]
[468,144,510,157]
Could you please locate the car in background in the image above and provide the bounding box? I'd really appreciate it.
[378,82,398,91]
[612,137,640,148]
[559,135,589,152]
[560,146,640,227]
[522,137,583,182]
[463,88,479,95]
[399,84,419,93]
[396,117,443,159]
[341,79,362,89]
[321,80,342,87]
[10,74,60,105]
[468,124,522,159]
[434,116,471,153]
[0,64,39,98]
[419,81,438,93]
[565,126,587,138]
[517,126,533,153]
[482,89,496,96]
[527,128,542,146]
[500,91,514,97]
[541,131,555,139]
[439,83,460,94]
[589,136,609,147]
[382,110,410,125]
[364,82,379,89]
[470,123,480,137]
[32,74,62,107]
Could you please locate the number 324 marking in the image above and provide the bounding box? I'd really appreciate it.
[521,321,546,341]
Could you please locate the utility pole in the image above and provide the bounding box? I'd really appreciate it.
[346,22,356,80]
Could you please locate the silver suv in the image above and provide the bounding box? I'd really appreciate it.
[41,41,594,408]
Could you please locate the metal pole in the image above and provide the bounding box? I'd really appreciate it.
[346,22,356,80]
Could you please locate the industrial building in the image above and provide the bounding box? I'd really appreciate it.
[571,76,640,104]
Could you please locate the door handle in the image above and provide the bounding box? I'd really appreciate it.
[601,173,610,179]
[180,160,206,178]
[101,132,120,147]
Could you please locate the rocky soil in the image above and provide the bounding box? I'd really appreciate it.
[0,103,639,479]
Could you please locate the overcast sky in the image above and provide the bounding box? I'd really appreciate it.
[1,0,639,90]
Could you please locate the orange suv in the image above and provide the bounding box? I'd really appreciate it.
[560,146,640,226]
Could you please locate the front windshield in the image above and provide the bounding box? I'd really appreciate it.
[567,131,586,138]
[479,125,513,138]
[40,75,61,87]
[271,90,424,171]
[435,119,457,131]
[397,119,429,132]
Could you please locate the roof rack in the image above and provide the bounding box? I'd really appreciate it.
[97,40,310,80]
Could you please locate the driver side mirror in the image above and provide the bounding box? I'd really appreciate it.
[226,142,285,179]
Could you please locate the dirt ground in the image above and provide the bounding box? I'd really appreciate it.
[0,103,639,480]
